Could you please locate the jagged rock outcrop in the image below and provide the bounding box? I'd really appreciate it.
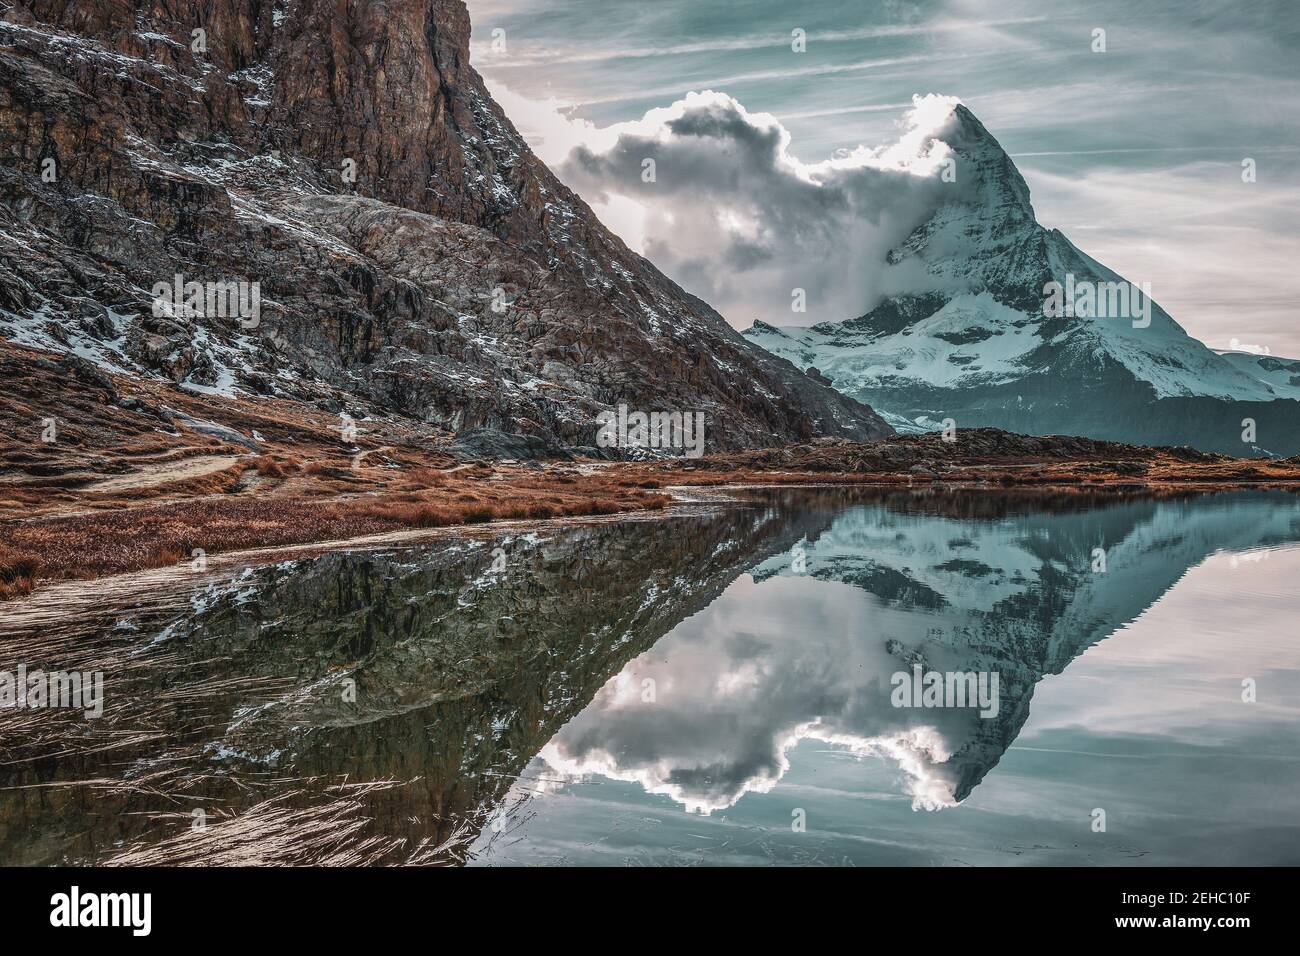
[0,0,892,450]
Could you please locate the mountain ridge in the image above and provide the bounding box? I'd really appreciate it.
[0,0,891,452]
[745,102,1300,456]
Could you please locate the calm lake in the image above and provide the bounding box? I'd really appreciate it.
[2,487,1298,865]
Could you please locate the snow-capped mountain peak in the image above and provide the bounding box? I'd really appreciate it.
[745,101,1300,455]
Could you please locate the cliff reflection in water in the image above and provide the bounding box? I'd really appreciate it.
[2,488,1298,865]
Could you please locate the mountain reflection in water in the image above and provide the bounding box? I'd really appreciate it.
[2,488,1299,866]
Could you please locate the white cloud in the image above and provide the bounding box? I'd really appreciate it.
[489,84,963,326]
[487,73,1300,353]
[474,0,1300,352]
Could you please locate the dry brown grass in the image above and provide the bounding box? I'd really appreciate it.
[0,472,670,595]
[6,422,1293,602]
[351,501,458,528]
[401,467,447,487]
[250,455,297,479]
[3,340,1297,602]
[0,543,42,599]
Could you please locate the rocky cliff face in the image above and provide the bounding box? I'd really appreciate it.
[0,0,891,450]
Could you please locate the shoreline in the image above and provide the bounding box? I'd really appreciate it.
[4,341,1299,602]
[4,473,1298,607]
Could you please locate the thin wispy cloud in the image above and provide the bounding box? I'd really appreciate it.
[777,102,914,121]
[561,54,974,108]
[470,16,1047,66]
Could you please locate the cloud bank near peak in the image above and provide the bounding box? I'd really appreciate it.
[496,85,965,327]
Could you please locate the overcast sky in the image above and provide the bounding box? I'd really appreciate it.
[466,0,1300,356]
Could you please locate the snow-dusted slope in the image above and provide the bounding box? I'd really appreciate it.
[1217,350,1300,401]
[745,105,1300,454]
[0,2,889,452]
